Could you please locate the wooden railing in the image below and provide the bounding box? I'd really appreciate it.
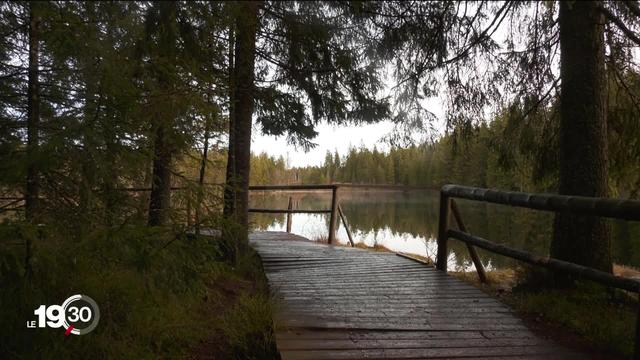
[436,184,640,358]
[248,184,354,246]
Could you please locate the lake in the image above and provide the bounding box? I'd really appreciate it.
[249,189,640,271]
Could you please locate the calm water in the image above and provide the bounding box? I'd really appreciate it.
[249,190,640,271]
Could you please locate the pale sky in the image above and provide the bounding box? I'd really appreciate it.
[251,97,446,167]
[250,3,523,168]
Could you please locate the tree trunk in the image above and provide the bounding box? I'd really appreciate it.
[103,116,118,227]
[146,2,177,227]
[551,1,612,278]
[195,106,215,235]
[223,23,236,218]
[78,79,99,237]
[25,3,41,221]
[226,1,259,248]
[148,123,172,226]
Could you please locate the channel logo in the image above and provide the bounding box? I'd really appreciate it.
[27,294,100,336]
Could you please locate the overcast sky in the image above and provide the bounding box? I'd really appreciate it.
[249,3,522,168]
[251,97,447,168]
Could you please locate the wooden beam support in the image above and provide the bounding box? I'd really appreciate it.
[338,203,354,247]
[286,196,293,233]
[328,186,339,244]
[436,193,450,271]
[450,199,487,283]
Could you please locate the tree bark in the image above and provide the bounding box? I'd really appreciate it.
[25,3,41,221]
[148,123,172,226]
[195,106,215,235]
[226,1,259,248]
[223,23,236,218]
[147,2,178,226]
[551,1,612,277]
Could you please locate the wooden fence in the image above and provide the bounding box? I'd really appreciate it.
[248,184,355,246]
[436,184,640,359]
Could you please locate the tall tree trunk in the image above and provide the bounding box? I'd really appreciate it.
[195,106,215,235]
[148,122,172,226]
[78,3,100,232]
[78,80,99,237]
[147,2,177,227]
[551,1,612,278]
[226,1,259,248]
[103,113,118,228]
[223,24,236,218]
[25,3,41,221]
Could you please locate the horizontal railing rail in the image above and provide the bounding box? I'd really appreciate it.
[441,184,640,221]
[250,183,438,191]
[247,208,331,214]
[437,184,640,358]
[248,184,337,191]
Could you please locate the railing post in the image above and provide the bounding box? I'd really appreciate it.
[328,185,339,244]
[286,196,292,233]
[436,191,450,271]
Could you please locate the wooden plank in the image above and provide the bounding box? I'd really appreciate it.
[277,337,548,350]
[275,329,538,340]
[280,345,575,360]
[249,232,583,359]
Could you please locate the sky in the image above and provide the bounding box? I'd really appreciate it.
[251,97,447,168]
[249,2,531,168]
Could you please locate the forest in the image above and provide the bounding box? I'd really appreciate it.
[290,84,640,197]
[1,1,640,358]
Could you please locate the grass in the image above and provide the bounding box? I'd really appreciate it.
[0,221,279,359]
[451,268,637,358]
[347,239,435,265]
[511,286,635,358]
[312,234,405,254]
[192,255,279,360]
[352,241,394,252]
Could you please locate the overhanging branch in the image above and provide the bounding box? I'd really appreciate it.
[599,5,640,47]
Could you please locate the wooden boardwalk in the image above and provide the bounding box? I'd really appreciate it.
[250,231,584,360]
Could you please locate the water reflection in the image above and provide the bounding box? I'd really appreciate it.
[250,190,640,271]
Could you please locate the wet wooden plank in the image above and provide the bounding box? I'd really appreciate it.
[249,231,585,359]
[274,329,538,340]
[277,337,549,350]
[279,346,582,360]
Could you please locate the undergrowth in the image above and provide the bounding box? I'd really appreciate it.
[452,268,636,358]
[0,221,279,359]
[509,284,635,358]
